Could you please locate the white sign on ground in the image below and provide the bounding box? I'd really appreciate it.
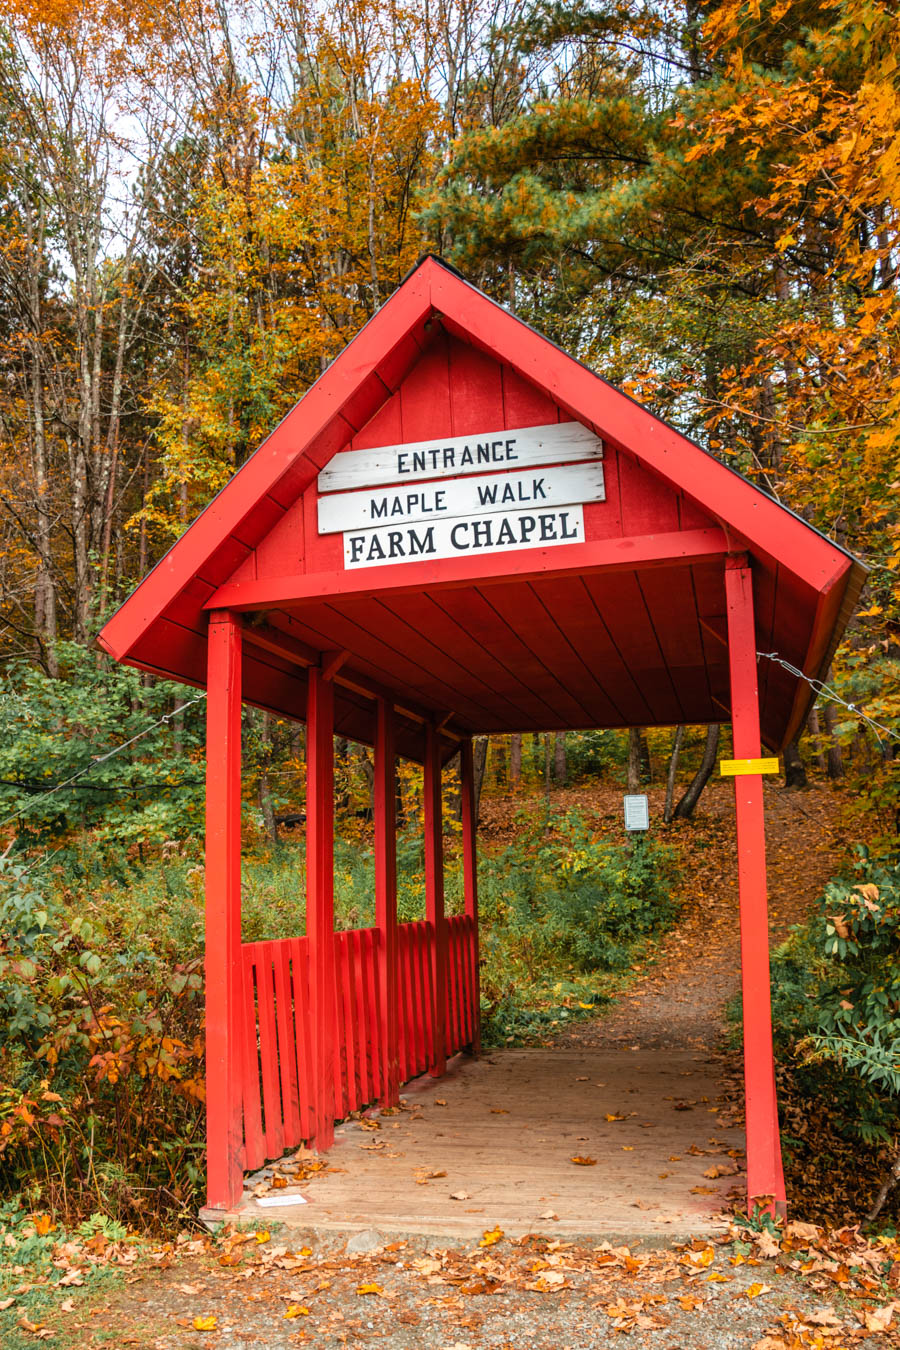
[623,795,650,831]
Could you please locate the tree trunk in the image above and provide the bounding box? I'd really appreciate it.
[664,725,685,823]
[509,733,522,785]
[257,710,279,844]
[673,724,720,819]
[807,706,827,773]
[823,695,844,778]
[472,735,489,824]
[493,734,507,790]
[543,731,552,794]
[783,738,808,788]
[626,727,643,792]
[554,731,566,786]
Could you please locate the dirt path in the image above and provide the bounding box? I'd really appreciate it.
[556,780,846,1054]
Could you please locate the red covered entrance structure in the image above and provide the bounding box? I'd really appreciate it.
[99,257,864,1218]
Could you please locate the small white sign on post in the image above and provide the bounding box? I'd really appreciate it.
[623,794,650,832]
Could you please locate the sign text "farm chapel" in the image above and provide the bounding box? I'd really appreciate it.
[317,421,605,569]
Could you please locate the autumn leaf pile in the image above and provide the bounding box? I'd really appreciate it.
[7,1215,900,1347]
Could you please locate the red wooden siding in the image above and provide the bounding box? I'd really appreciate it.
[239,920,479,1170]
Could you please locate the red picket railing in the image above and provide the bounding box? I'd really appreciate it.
[239,917,478,1170]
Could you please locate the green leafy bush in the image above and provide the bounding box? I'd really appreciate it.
[769,849,900,1148]
[473,808,680,1041]
[0,644,205,848]
[0,858,205,1227]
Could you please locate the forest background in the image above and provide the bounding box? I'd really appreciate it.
[0,0,899,1231]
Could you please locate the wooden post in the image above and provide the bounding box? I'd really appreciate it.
[306,665,336,1150]
[725,556,787,1213]
[425,723,446,1077]
[376,699,399,1105]
[205,610,244,1210]
[460,738,481,1055]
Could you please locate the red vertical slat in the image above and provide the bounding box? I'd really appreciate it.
[345,932,361,1110]
[307,667,336,1149]
[397,924,410,1081]
[460,739,482,1053]
[241,948,265,1172]
[409,927,422,1076]
[445,919,460,1055]
[375,700,400,1105]
[352,930,371,1104]
[256,942,284,1160]
[422,922,436,1070]
[424,723,447,1076]
[414,923,429,1073]
[366,927,383,1107]
[332,935,347,1117]
[463,917,475,1044]
[274,939,301,1148]
[291,939,314,1141]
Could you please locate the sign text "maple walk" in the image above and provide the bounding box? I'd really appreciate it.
[316,421,605,569]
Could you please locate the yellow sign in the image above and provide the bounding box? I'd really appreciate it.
[719,757,780,776]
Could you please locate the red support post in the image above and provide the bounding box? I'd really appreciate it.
[375,699,400,1106]
[205,610,244,1211]
[460,738,481,1055]
[725,557,787,1214]
[306,665,336,1150]
[425,723,446,1077]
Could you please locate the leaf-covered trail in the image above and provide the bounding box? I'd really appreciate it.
[555,779,846,1054]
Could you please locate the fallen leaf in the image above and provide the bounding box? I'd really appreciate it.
[540,1209,558,1221]
[284,1305,310,1318]
[0,1297,14,1310]
[703,1161,738,1178]
[478,1226,504,1248]
[744,1282,772,1299]
[356,1283,382,1296]
[784,1220,820,1242]
[571,1155,597,1166]
[863,1303,896,1332]
[604,1113,625,1122]
[193,1316,218,1331]
[450,1191,471,1201]
[254,1230,270,1244]
[678,1294,702,1311]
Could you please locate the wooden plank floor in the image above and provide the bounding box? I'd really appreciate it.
[226,1047,743,1241]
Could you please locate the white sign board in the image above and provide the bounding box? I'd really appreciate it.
[318,421,603,493]
[316,421,605,570]
[623,794,650,832]
[342,505,586,568]
[318,462,604,535]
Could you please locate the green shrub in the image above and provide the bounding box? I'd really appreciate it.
[0,857,205,1227]
[472,807,680,1040]
[769,848,900,1148]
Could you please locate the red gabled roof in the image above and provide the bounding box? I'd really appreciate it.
[98,255,865,754]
